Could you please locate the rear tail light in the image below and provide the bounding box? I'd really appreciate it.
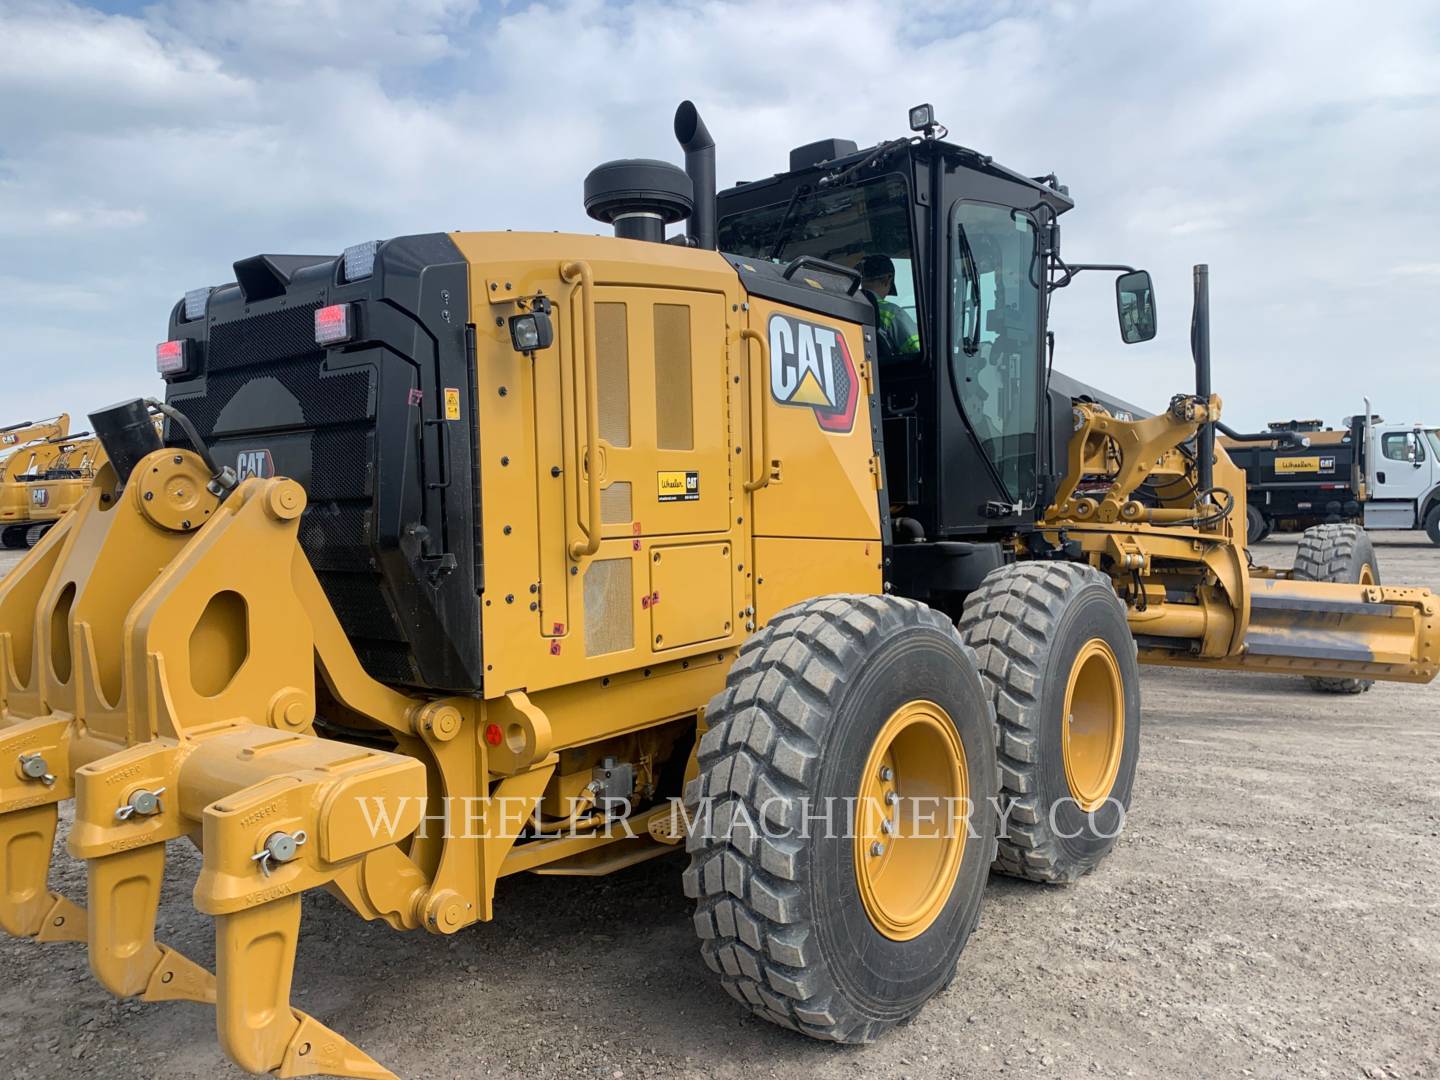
[314,304,354,346]
[156,339,192,377]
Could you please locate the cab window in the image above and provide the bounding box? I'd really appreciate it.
[717,175,923,362]
[1381,431,1425,462]
[950,202,1042,503]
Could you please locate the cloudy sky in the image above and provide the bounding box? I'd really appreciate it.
[2,0,1437,431]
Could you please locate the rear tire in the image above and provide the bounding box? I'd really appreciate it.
[684,594,997,1043]
[1292,523,1379,693]
[958,562,1141,884]
[1425,504,1440,547]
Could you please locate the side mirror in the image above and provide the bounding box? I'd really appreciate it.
[1116,270,1157,344]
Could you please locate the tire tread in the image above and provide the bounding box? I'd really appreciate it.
[1291,523,1376,693]
[684,594,986,1043]
[956,562,1134,883]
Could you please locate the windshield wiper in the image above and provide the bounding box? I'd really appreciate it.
[766,184,812,261]
[956,224,981,355]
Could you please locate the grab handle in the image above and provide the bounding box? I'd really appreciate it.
[741,328,772,493]
[561,261,601,559]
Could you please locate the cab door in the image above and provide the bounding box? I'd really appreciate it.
[941,199,1045,529]
[1365,426,1431,528]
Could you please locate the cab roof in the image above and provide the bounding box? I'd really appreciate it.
[721,134,1075,216]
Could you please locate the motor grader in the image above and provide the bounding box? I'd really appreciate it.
[0,415,72,549]
[1,102,1436,1078]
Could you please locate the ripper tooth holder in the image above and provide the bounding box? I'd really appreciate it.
[0,715,78,940]
[0,449,432,1079]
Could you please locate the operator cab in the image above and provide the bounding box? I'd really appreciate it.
[716,106,1154,568]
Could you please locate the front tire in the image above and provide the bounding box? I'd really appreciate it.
[958,562,1141,884]
[1292,523,1379,693]
[1424,504,1440,547]
[684,595,997,1043]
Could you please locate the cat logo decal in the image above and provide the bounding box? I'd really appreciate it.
[767,313,859,434]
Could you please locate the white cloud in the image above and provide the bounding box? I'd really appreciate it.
[0,0,1437,429]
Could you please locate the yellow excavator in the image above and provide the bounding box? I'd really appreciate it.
[0,415,71,548]
[18,433,103,548]
[0,103,1435,1078]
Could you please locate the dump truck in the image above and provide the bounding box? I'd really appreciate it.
[1224,407,1440,545]
[0,415,72,548]
[1222,418,1359,542]
[1,102,1436,1079]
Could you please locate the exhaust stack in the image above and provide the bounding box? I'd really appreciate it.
[674,101,716,250]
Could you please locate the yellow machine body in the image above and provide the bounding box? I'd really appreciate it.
[0,232,1434,1079]
[0,233,884,1078]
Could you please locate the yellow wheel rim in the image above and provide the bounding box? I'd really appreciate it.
[1061,639,1125,812]
[854,700,968,942]
[1359,563,1375,586]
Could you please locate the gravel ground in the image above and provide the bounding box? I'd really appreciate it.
[1,535,1437,1080]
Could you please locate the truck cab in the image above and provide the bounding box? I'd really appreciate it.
[1363,417,1440,534]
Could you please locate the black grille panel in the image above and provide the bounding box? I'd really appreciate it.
[163,235,481,692]
[298,505,374,573]
[307,427,374,502]
[171,303,402,681]
[176,360,372,436]
[322,574,414,644]
[208,303,321,372]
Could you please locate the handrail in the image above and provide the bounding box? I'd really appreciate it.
[741,328,772,493]
[780,255,863,296]
[560,260,601,559]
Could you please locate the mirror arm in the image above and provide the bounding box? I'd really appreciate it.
[1059,262,1138,275]
[1047,260,1137,292]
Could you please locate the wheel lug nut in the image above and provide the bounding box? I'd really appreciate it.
[879,766,893,782]
[870,841,885,857]
[880,820,892,835]
[885,791,899,805]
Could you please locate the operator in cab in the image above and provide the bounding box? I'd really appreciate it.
[858,254,921,360]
